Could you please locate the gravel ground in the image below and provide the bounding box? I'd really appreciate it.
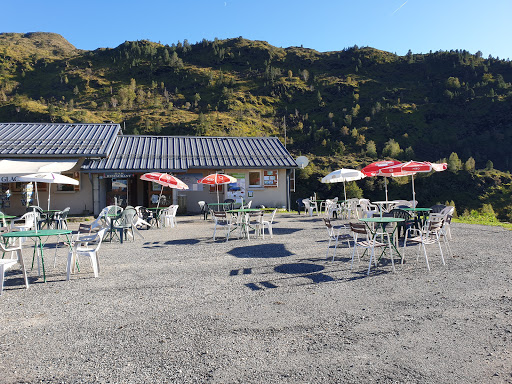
[0,213,511,384]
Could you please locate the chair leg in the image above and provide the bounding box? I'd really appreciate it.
[90,252,99,278]
[367,247,375,275]
[17,249,29,289]
[0,264,5,294]
[66,251,73,281]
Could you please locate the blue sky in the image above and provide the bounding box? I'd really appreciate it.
[4,0,512,59]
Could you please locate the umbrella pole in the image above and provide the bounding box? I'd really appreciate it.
[384,177,388,201]
[343,180,347,202]
[35,182,40,207]
[411,174,416,206]
[48,186,51,210]
[156,185,163,211]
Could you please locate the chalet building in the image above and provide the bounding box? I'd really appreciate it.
[0,123,297,215]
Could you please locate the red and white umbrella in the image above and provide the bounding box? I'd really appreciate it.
[140,172,188,209]
[197,173,237,204]
[379,161,447,204]
[361,160,402,201]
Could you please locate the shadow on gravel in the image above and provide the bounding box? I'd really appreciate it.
[241,263,336,291]
[164,239,201,246]
[142,238,201,248]
[228,243,293,258]
[272,228,302,235]
[294,218,324,223]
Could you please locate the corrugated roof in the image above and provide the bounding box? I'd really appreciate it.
[0,123,120,157]
[82,135,297,172]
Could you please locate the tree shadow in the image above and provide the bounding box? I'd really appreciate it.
[228,243,293,259]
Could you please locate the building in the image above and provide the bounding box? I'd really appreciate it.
[0,123,298,215]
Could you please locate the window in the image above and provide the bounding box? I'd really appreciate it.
[249,171,262,187]
[57,172,80,192]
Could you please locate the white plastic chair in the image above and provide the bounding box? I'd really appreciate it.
[67,228,107,280]
[212,211,237,241]
[11,212,37,232]
[261,209,277,239]
[0,237,29,294]
[358,199,379,218]
[160,205,178,228]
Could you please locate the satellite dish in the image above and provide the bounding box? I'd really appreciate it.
[295,156,309,169]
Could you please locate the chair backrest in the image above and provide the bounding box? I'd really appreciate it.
[198,201,206,212]
[78,223,92,234]
[350,222,368,236]
[389,208,412,221]
[246,200,253,209]
[440,205,455,218]
[117,208,137,227]
[268,209,277,223]
[430,204,446,213]
[77,227,107,252]
[302,199,311,211]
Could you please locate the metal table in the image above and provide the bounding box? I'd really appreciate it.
[2,229,73,282]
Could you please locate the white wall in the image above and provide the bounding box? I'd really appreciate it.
[180,168,289,213]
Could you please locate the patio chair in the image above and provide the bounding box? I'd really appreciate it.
[67,228,107,280]
[247,211,264,239]
[388,208,414,239]
[90,206,110,230]
[324,218,352,261]
[212,211,238,241]
[160,205,178,228]
[198,201,208,220]
[11,212,37,232]
[402,216,446,271]
[350,222,392,275]
[112,206,137,243]
[134,206,152,229]
[53,207,70,229]
[27,206,48,229]
[261,209,277,239]
[358,199,379,218]
[0,237,29,294]
[430,204,446,214]
[439,206,455,240]
[302,199,317,217]
[296,198,305,214]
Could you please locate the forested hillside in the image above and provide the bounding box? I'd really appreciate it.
[1,33,511,219]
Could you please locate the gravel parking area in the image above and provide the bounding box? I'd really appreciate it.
[1,213,511,383]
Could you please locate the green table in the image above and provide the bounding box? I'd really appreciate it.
[2,229,73,282]
[359,217,405,260]
[227,208,262,214]
[0,214,16,227]
[207,202,233,212]
[402,207,432,229]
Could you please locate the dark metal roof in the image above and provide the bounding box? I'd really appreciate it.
[82,135,297,172]
[0,123,121,158]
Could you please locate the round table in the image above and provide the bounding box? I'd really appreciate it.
[2,229,72,282]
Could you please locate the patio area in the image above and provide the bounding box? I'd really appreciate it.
[1,213,511,383]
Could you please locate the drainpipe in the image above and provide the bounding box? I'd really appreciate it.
[286,169,291,211]
[92,173,100,215]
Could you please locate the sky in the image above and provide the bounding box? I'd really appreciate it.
[3,0,512,59]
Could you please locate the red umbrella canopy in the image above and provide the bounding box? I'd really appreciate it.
[197,173,237,185]
[379,161,447,176]
[361,160,402,177]
[140,172,189,190]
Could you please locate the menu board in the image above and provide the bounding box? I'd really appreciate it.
[263,170,278,187]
